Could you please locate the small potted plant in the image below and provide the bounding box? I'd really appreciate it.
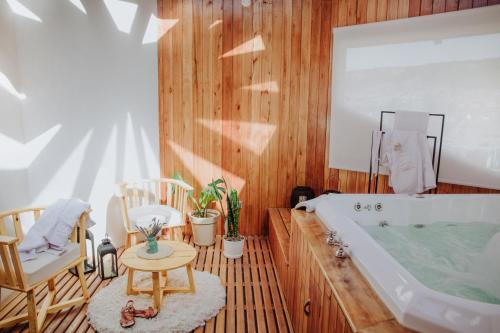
[172,172,220,246]
[209,178,244,259]
[136,218,164,254]
[188,186,220,246]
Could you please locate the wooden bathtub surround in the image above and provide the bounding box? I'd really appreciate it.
[268,208,291,299]
[285,209,415,333]
[0,208,90,333]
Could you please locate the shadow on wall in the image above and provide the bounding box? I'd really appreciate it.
[1,0,166,245]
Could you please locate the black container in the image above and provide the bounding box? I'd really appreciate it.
[290,186,315,208]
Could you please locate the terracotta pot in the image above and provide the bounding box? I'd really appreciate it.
[188,209,219,246]
[223,236,245,259]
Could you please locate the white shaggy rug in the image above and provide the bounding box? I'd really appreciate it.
[87,269,226,333]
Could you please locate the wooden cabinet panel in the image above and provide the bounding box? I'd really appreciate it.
[285,210,412,333]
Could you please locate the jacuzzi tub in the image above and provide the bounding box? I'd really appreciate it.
[315,194,500,333]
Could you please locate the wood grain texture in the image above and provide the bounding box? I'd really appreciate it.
[289,209,416,333]
[0,235,291,333]
[158,0,500,236]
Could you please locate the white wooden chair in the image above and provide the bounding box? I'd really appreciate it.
[118,178,193,248]
[0,207,90,333]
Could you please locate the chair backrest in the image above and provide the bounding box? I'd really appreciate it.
[0,207,88,291]
[118,178,193,231]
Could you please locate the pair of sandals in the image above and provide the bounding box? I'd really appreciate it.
[120,300,159,328]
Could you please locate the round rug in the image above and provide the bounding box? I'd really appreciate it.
[87,269,226,333]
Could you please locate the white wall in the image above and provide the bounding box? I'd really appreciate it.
[1,0,161,245]
[0,4,30,211]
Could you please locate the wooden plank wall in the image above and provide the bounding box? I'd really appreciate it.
[158,0,500,235]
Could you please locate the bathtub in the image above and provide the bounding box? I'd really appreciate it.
[315,194,500,333]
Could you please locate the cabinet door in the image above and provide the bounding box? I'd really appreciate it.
[288,219,311,332]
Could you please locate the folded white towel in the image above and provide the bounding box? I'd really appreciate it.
[294,194,331,213]
[18,198,95,261]
[379,130,436,194]
[394,111,429,134]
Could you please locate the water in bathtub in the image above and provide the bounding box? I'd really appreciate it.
[363,221,500,304]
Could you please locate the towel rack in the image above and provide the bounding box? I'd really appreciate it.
[367,111,445,194]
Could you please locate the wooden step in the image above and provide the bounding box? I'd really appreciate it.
[268,208,291,300]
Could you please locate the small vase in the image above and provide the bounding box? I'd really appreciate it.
[146,236,158,254]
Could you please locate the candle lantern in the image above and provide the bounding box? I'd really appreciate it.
[69,228,96,275]
[97,235,118,280]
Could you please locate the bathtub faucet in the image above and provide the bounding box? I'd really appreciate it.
[335,241,349,258]
[326,230,338,246]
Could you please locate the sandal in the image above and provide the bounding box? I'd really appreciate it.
[134,306,159,319]
[120,300,136,328]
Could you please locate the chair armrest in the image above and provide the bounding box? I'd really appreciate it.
[0,235,18,245]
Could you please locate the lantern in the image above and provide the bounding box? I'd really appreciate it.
[97,235,118,280]
[69,228,96,275]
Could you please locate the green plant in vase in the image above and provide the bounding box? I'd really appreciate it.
[209,178,244,258]
[173,171,222,246]
[136,218,164,254]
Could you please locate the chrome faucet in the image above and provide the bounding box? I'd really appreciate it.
[325,230,337,246]
[335,241,349,258]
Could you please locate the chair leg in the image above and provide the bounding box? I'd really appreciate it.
[172,227,183,241]
[77,262,90,300]
[26,290,38,333]
[126,234,132,248]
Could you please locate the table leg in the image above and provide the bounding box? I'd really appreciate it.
[162,270,168,287]
[152,272,162,310]
[127,269,134,295]
[186,264,196,293]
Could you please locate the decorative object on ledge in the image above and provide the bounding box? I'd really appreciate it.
[69,228,96,275]
[97,235,118,280]
[290,186,315,208]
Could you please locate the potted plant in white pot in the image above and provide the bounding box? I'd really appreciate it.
[187,186,220,246]
[209,178,244,259]
[173,172,220,246]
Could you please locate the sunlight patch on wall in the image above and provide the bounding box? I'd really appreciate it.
[67,0,87,14]
[196,119,276,155]
[241,81,279,93]
[0,71,26,100]
[209,19,222,29]
[103,0,138,34]
[142,14,178,44]
[168,140,246,192]
[6,0,42,22]
[0,124,61,170]
[140,127,160,177]
[123,112,142,179]
[32,129,93,204]
[221,35,265,58]
[88,125,117,241]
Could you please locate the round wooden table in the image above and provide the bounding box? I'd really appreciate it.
[121,240,197,310]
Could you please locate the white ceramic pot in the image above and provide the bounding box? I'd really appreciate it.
[188,209,219,246]
[223,236,245,259]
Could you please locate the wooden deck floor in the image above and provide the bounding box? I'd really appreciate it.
[0,236,291,333]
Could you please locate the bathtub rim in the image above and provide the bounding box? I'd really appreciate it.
[315,193,500,333]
